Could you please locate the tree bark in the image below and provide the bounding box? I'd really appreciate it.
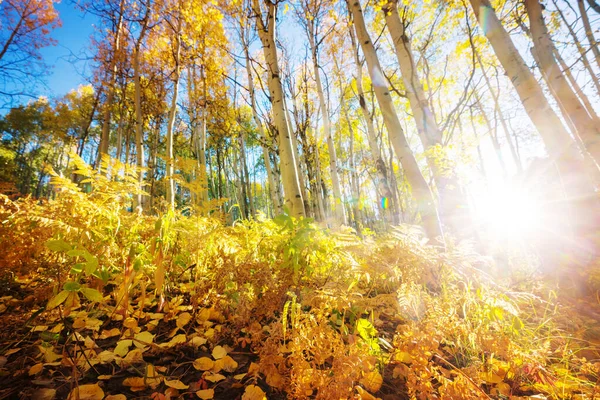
[165,20,181,211]
[347,0,444,243]
[348,21,394,223]
[577,0,600,71]
[307,30,346,225]
[526,0,600,168]
[252,0,305,218]
[383,1,465,230]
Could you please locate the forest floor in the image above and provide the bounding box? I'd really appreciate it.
[1,185,600,399]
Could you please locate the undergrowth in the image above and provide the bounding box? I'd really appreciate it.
[0,154,598,399]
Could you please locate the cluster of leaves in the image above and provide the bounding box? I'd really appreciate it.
[0,157,599,399]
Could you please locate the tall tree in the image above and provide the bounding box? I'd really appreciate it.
[251,0,305,218]
[524,0,600,167]
[296,0,346,225]
[347,0,444,242]
[382,0,466,230]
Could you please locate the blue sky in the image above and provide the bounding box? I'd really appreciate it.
[39,2,97,97]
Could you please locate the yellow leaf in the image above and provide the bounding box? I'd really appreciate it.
[193,357,215,371]
[204,373,226,383]
[480,370,503,384]
[123,317,138,329]
[355,385,377,400]
[99,328,121,339]
[234,373,246,380]
[190,336,207,347]
[242,385,266,400]
[123,377,146,387]
[212,345,227,360]
[165,379,189,389]
[29,362,43,376]
[177,312,192,329]
[121,348,144,367]
[196,389,215,399]
[215,355,238,373]
[248,362,260,375]
[360,370,383,393]
[67,384,104,400]
[160,334,187,348]
[114,340,132,357]
[394,351,412,364]
[134,331,155,348]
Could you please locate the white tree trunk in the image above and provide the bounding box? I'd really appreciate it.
[252,0,305,218]
[526,0,600,167]
[348,0,444,242]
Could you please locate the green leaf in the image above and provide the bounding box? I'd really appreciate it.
[84,258,99,275]
[356,318,378,341]
[47,290,70,310]
[63,281,81,292]
[45,239,72,252]
[80,287,104,303]
[66,249,86,258]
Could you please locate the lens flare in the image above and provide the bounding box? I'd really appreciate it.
[473,184,543,240]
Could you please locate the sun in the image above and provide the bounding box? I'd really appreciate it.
[472,182,544,241]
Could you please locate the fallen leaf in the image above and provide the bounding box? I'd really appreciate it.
[114,340,132,357]
[134,331,155,349]
[196,389,214,399]
[212,345,227,360]
[190,336,207,347]
[67,384,104,400]
[165,379,188,389]
[360,370,383,393]
[123,317,138,329]
[29,363,43,376]
[234,373,246,380]
[5,348,21,356]
[123,377,146,387]
[160,334,186,348]
[214,355,238,373]
[355,385,377,400]
[177,312,192,329]
[105,395,127,400]
[242,385,266,400]
[99,328,121,339]
[204,373,226,383]
[193,357,215,371]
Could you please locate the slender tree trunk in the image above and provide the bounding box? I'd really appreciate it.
[241,37,281,215]
[349,22,394,224]
[133,48,145,211]
[307,33,346,225]
[553,46,599,122]
[252,0,305,218]
[348,0,444,243]
[98,0,125,166]
[132,15,149,211]
[526,0,600,167]
[578,0,600,70]
[165,27,181,211]
[552,0,600,96]
[383,0,465,230]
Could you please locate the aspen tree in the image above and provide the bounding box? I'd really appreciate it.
[251,0,305,217]
[347,0,444,242]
